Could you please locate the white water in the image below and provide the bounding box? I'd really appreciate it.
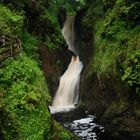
[61,16,77,54]
[50,56,83,114]
[50,16,83,114]
[64,115,105,140]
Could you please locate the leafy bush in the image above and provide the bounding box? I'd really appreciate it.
[59,132,71,140]
[122,49,140,94]
[22,31,39,60]
[48,0,86,15]
[49,120,78,140]
[40,8,65,49]
[0,4,24,37]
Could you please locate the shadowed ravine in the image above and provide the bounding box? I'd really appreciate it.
[1,1,140,140]
[49,14,112,140]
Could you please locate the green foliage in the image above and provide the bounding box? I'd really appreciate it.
[0,55,51,140]
[38,2,64,49]
[0,2,80,140]
[48,0,86,15]
[22,31,39,60]
[59,132,71,140]
[1,0,64,49]
[88,0,140,95]
[49,120,78,140]
[0,4,24,37]
[122,49,140,94]
[40,7,64,49]
[45,33,64,49]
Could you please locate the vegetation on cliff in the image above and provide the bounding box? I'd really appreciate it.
[0,2,79,140]
[87,0,140,95]
[81,0,140,138]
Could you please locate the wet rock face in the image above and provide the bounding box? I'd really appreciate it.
[38,42,76,97]
[80,74,118,118]
[80,71,140,139]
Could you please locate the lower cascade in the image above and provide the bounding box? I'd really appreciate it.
[50,56,83,114]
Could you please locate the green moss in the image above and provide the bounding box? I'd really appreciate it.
[0,55,51,140]
[49,120,79,140]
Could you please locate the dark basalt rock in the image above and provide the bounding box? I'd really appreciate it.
[52,106,87,122]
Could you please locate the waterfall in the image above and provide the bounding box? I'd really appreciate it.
[50,16,83,114]
[61,16,78,54]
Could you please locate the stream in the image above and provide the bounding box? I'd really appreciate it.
[52,108,113,140]
[50,12,115,140]
[64,114,104,140]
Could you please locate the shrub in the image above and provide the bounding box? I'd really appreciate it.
[22,31,39,60]
[0,4,24,37]
[122,49,140,94]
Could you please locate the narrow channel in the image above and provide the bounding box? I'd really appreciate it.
[49,10,114,140]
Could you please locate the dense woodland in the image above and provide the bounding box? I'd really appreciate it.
[0,0,140,140]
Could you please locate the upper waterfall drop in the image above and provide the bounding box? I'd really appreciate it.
[50,14,84,114]
[61,16,78,55]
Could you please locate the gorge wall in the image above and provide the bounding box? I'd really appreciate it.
[80,0,140,139]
